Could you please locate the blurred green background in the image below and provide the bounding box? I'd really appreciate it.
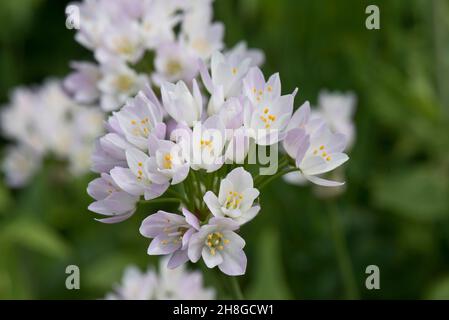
[1,0,449,299]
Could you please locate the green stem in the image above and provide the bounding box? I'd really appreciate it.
[327,202,359,300]
[257,168,300,190]
[139,198,181,205]
[230,277,244,300]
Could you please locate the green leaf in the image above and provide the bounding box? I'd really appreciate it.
[371,166,449,221]
[426,276,449,299]
[0,218,70,258]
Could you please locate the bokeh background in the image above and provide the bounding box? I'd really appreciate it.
[1,0,449,299]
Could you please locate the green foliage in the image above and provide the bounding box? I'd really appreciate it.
[1,0,449,299]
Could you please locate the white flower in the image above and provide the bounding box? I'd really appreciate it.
[105,266,157,300]
[95,21,145,64]
[284,123,349,187]
[200,51,251,115]
[2,145,41,188]
[110,148,169,200]
[225,41,265,68]
[105,260,215,300]
[64,61,101,104]
[152,41,198,86]
[173,115,225,172]
[243,67,297,145]
[113,89,166,150]
[188,217,247,276]
[140,208,200,269]
[146,135,190,185]
[140,0,181,49]
[87,173,138,223]
[315,90,356,150]
[204,167,260,225]
[181,8,224,60]
[161,79,203,127]
[98,62,147,112]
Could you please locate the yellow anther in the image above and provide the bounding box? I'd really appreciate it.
[263,108,269,114]
[138,162,143,167]
[232,67,238,75]
[253,87,256,93]
[210,248,216,256]
[138,170,143,176]
[258,90,263,95]
[265,124,270,129]
[319,145,325,150]
[207,241,212,247]
[322,152,327,157]
[268,115,276,121]
[131,120,137,125]
[326,156,332,161]
[267,85,273,92]
[223,239,230,245]
[218,245,224,251]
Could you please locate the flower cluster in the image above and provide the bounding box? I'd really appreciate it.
[1,80,104,187]
[87,42,351,275]
[105,260,215,300]
[65,0,264,112]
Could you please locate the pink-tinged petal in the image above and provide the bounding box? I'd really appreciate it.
[287,101,311,132]
[87,177,110,200]
[181,228,197,250]
[283,128,307,159]
[304,175,345,187]
[188,232,206,263]
[222,230,246,248]
[110,167,143,196]
[148,235,181,255]
[218,244,247,276]
[88,192,136,215]
[140,211,185,238]
[283,171,308,186]
[199,58,214,94]
[147,134,160,157]
[327,133,347,153]
[143,182,169,200]
[266,72,281,98]
[100,133,131,160]
[171,164,189,185]
[126,148,149,177]
[202,247,223,268]
[294,134,311,167]
[204,191,223,217]
[95,210,135,224]
[153,122,167,140]
[167,250,189,269]
[209,217,240,231]
[182,208,200,230]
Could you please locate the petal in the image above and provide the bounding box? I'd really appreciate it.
[226,167,253,191]
[95,210,135,224]
[110,167,143,196]
[147,235,181,255]
[218,244,247,276]
[237,205,260,225]
[304,174,345,187]
[204,191,224,218]
[167,250,189,269]
[182,208,200,230]
[202,247,223,268]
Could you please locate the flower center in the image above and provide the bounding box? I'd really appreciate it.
[260,107,276,129]
[115,74,133,92]
[166,59,183,76]
[130,117,151,137]
[206,232,230,256]
[200,139,213,149]
[225,191,243,209]
[161,226,189,246]
[313,145,332,161]
[163,153,173,169]
[114,37,134,55]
